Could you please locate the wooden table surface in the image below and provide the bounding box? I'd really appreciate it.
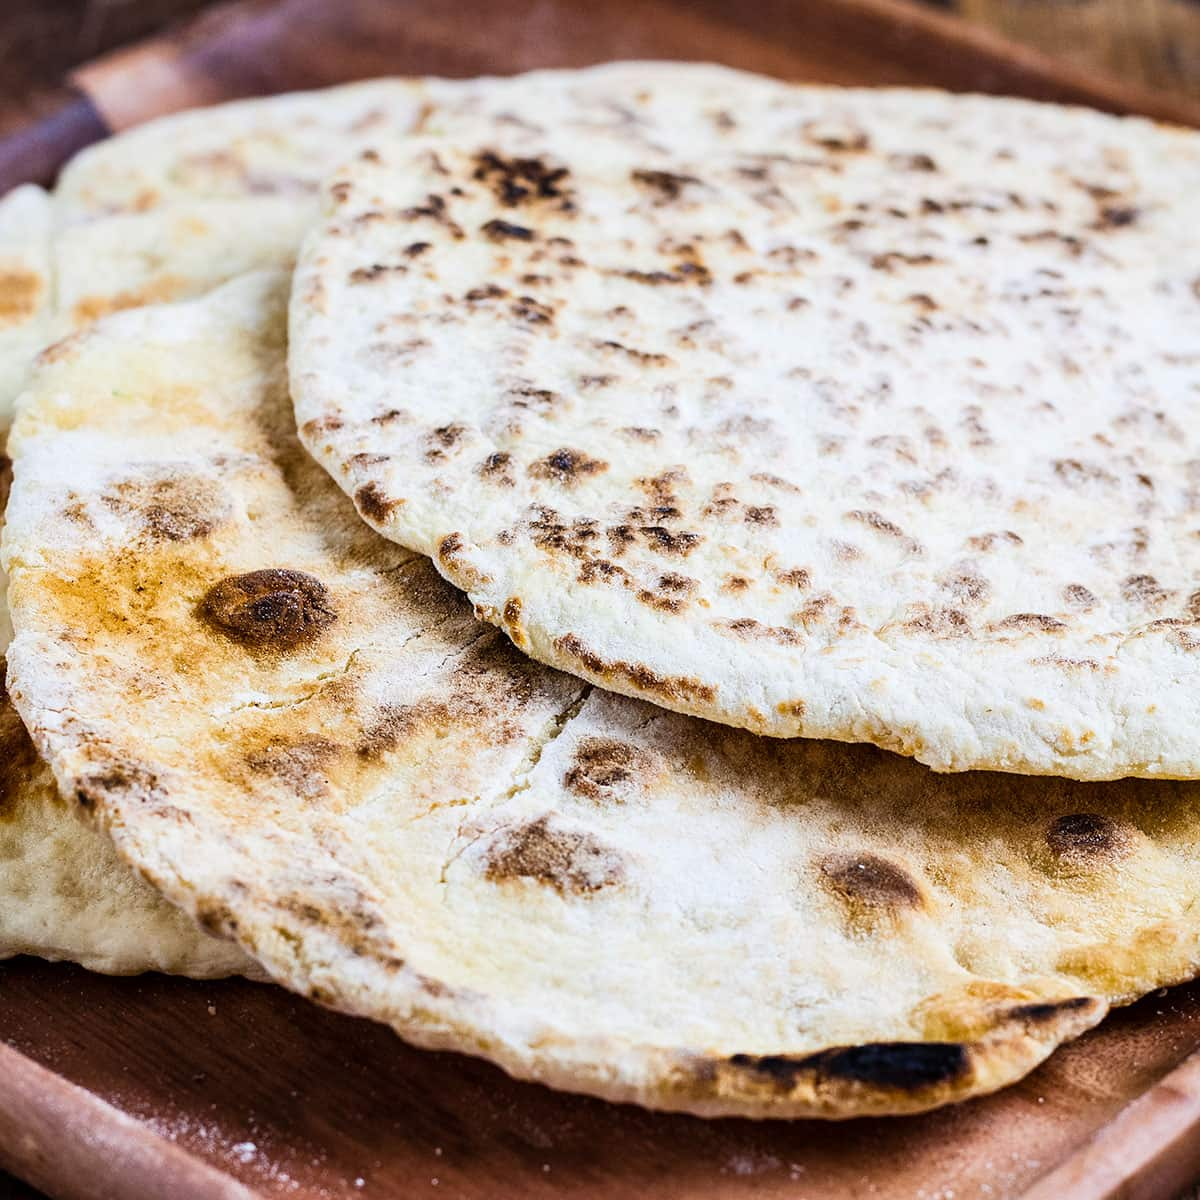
[1,2,1198,1199]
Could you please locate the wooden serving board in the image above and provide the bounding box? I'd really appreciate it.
[2,960,1200,1200]
[2,1,1200,1197]
[3,0,1200,189]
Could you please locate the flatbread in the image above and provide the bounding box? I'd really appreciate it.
[6,63,769,422]
[1,368,250,977]
[290,93,1200,782]
[13,61,957,421]
[52,199,311,333]
[10,273,1200,1117]
[46,63,784,223]
[0,185,54,435]
[0,61,794,976]
[0,667,254,975]
[51,78,430,222]
[37,61,995,411]
[0,78,421,424]
[0,182,258,978]
[3,456,251,977]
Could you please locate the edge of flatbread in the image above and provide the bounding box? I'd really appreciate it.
[0,661,255,977]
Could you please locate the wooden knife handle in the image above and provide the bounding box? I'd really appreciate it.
[0,85,109,192]
[3,0,1200,197]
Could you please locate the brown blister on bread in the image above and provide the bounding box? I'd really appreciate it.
[818,852,927,934]
[482,218,535,242]
[353,482,401,523]
[563,737,652,802]
[472,151,573,211]
[723,1042,969,1102]
[483,814,624,894]
[101,474,229,542]
[356,635,537,762]
[71,275,187,326]
[74,759,163,813]
[244,737,342,801]
[199,569,337,653]
[1045,812,1134,867]
[528,447,608,486]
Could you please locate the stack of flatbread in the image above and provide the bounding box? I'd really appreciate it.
[2,62,1199,1120]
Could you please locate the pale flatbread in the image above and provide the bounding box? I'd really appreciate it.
[6,63,769,422]
[290,94,1200,782]
[1,379,250,977]
[0,77,427,423]
[0,61,789,977]
[9,273,1200,1117]
[34,61,995,410]
[46,63,785,223]
[51,200,311,333]
[0,181,257,977]
[51,78,430,222]
[0,667,254,975]
[0,185,54,437]
[16,61,972,420]
[0,185,53,409]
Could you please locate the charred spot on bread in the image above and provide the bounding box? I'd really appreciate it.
[1045,813,1131,863]
[528,447,608,486]
[199,569,337,652]
[728,1042,969,1093]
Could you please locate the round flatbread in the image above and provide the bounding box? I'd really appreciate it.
[0,61,793,976]
[2,377,250,977]
[290,88,1200,781]
[4,63,780,426]
[48,63,785,223]
[0,176,263,978]
[10,273,1200,1117]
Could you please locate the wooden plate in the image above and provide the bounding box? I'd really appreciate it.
[3,0,1199,189]
[3,960,1200,1200]
[2,2,1199,1197]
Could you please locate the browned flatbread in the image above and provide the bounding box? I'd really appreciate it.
[8,273,1200,1117]
[291,78,1200,781]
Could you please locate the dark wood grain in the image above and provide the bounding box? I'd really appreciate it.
[0,0,1192,190]
[72,0,1200,137]
[0,1,1194,190]
[3,959,1200,1200]
[3,2,1197,113]
[0,1042,256,1200]
[0,0,214,189]
[1025,1048,1200,1199]
[0,88,109,196]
